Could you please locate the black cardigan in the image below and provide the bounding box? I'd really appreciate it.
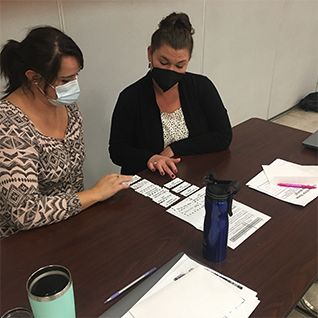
[109,71,232,175]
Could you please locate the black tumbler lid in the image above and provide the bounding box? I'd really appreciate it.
[203,172,240,216]
[205,183,232,200]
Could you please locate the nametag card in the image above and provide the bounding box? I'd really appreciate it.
[171,181,191,193]
[130,176,180,208]
[180,185,199,196]
[123,174,141,185]
[164,178,183,189]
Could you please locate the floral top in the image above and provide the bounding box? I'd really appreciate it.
[160,108,189,149]
[0,100,85,239]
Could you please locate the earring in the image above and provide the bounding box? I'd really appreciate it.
[148,61,151,68]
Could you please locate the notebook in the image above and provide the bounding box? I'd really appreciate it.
[302,130,318,149]
[99,253,185,318]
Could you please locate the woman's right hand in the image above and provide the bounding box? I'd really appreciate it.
[91,174,132,202]
[78,174,132,210]
[147,155,181,179]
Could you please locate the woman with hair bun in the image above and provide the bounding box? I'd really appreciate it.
[109,12,232,179]
[0,26,132,238]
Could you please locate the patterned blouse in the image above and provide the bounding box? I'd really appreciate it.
[0,100,85,239]
[160,108,189,149]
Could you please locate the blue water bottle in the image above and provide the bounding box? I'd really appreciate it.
[202,172,240,262]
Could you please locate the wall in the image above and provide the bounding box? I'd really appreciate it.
[0,0,317,189]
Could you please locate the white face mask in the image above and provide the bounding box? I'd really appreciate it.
[48,77,80,106]
[37,77,80,106]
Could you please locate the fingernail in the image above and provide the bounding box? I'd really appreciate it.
[171,174,175,179]
[161,171,165,176]
[152,168,155,172]
[174,170,177,174]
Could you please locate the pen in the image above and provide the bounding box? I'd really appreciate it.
[104,267,157,304]
[174,267,194,281]
[277,183,317,189]
[174,273,186,281]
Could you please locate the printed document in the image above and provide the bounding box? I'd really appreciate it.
[247,159,318,206]
[167,195,271,249]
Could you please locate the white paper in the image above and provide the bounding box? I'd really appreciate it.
[130,178,180,208]
[167,194,271,249]
[130,179,152,191]
[130,266,244,318]
[159,192,180,208]
[247,159,318,207]
[122,254,260,318]
[130,177,270,249]
[262,159,318,185]
[166,187,206,230]
[228,201,271,249]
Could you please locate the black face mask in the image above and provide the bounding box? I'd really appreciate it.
[151,67,185,92]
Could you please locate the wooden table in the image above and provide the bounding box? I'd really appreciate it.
[1,118,317,317]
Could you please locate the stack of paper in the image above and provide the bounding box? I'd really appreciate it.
[123,254,260,318]
[247,159,318,206]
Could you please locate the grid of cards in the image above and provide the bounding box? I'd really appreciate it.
[128,176,200,208]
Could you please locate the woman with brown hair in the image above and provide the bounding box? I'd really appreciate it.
[0,26,131,238]
[109,12,232,179]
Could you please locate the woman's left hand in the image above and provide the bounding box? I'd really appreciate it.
[147,154,181,179]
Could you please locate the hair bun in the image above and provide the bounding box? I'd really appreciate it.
[2,39,20,54]
[151,11,195,55]
[0,39,21,66]
[159,12,194,35]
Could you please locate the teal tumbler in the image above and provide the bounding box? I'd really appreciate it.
[26,265,76,318]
